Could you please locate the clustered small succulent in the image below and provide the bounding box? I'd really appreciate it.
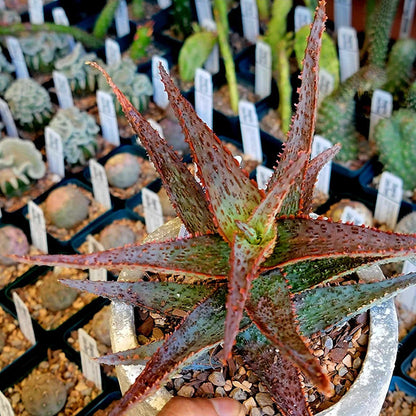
[0,49,14,95]
[18,3,416,416]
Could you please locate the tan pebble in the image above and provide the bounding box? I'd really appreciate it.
[242,380,252,390]
[258,383,268,393]
[342,354,352,367]
[215,387,226,397]
[137,335,149,345]
[233,380,251,393]
[243,397,257,411]
[262,405,275,415]
[199,382,214,395]
[256,392,274,407]
[224,380,233,392]
[11,392,20,405]
[314,349,324,357]
[357,333,368,346]
[208,372,225,387]
[230,388,247,401]
[177,385,195,397]
[250,408,262,416]
[338,366,348,377]
[237,366,246,375]
[152,327,164,340]
[173,377,184,390]
[353,357,362,369]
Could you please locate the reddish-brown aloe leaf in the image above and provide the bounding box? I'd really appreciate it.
[237,326,313,416]
[267,1,326,216]
[88,62,216,235]
[159,65,263,243]
[246,269,331,394]
[60,280,215,313]
[262,216,416,269]
[301,143,341,213]
[16,234,230,277]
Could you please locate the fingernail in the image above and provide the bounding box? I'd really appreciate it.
[209,398,246,416]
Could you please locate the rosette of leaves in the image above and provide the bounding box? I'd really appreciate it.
[4,78,53,131]
[97,57,152,115]
[17,3,416,416]
[0,137,46,197]
[0,49,14,95]
[48,106,99,166]
[19,31,71,73]
[54,43,104,95]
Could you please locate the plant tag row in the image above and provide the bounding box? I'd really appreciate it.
[202,20,219,74]
[256,165,273,190]
[294,6,312,32]
[157,0,172,9]
[195,0,213,24]
[337,27,359,82]
[45,127,65,177]
[0,98,18,137]
[400,0,416,39]
[53,70,74,109]
[28,0,44,24]
[334,0,351,32]
[142,188,164,233]
[115,0,130,37]
[87,235,107,281]
[105,38,122,67]
[255,41,272,99]
[369,89,393,143]
[13,291,36,345]
[89,159,112,210]
[28,201,48,253]
[195,68,213,128]
[374,171,403,230]
[79,328,102,390]
[318,69,335,104]
[6,37,29,79]
[97,90,120,146]
[311,135,332,196]
[152,56,169,108]
[238,100,262,162]
[241,0,259,43]
[52,7,75,50]
[0,391,14,416]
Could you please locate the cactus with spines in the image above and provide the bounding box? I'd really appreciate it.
[0,138,46,198]
[131,0,144,20]
[373,108,416,191]
[19,31,70,73]
[44,185,90,229]
[16,4,416,415]
[48,107,99,167]
[127,22,153,61]
[0,225,29,266]
[0,8,20,24]
[0,50,14,95]
[104,152,141,188]
[21,373,67,416]
[54,43,104,95]
[4,79,53,131]
[99,223,137,249]
[93,0,120,39]
[97,57,152,115]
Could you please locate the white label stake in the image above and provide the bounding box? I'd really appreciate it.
[115,0,130,37]
[28,201,48,253]
[400,0,416,39]
[157,0,172,8]
[142,188,164,233]
[256,165,273,190]
[311,135,332,196]
[0,98,18,137]
[238,100,263,162]
[337,27,359,82]
[87,235,107,282]
[255,41,272,98]
[89,159,112,210]
[195,0,213,23]
[334,0,352,31]
[294,6,312,32]
[195,68,213,128]
[79,328,102,390]
[0,391,14,416]
[45,127,65,178]
[53,71,74,109]
[13,292,36,345]
[6,37,29,79]
[28,0,44,24]
[369,89,393,143]
[318,69,335,104]
[202,20,219,75]
[105,39,121,67]
[97,90,120,146]
[241,0,259,43]
[52,7,74,49]
[374,171,403,230]
[152,56,169,108]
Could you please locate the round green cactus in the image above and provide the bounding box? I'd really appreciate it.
[374,108,416,191]
[21,373,67,416]
[48,107,99,166]
[97,58,152,115]
[0,225,29,266]
[0,138,46,198]
[104,152,141,188]
[19,32,71,73]
[4,78,53,131]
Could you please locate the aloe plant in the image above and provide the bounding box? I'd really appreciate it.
[16,3,416,415]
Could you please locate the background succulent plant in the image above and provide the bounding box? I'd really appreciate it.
[0,138,46,198]
[48,106,99,166]
[4,78,53,131]
[104,152,141,189]
[0,225,29,266]
[17,3,416,416]
[99,223,137,249]
[0,50,15,95]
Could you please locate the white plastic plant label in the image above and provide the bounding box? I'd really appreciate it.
[178,224,190,239]
[255,41,272,99]
[318,68,335,104]
[87,235,107,282]
[28,201,48,254]
[152,56,169,109]
[115,0,130,37]
[6,37,29,79]
[0,391,14,416]
[195,68,213,128]
[369,89,393,143]
[340,205,366,226]
[147,118,164,137]
[238,100,262,162]
[28,0,44,24]
[374,171,403,230]
[397,260,416,311]
[105,39,121,67]
[89,159,112,210]
[45,127,65,178]
[96,90,120,146]
[0,0,5,9]
[356,264,385,283]
[78,328,102,390]
[334,0,351,32]
[311,135,332,196]
[52,7,75,49]
[195,0,213,24]
[52,70,74,109]
[241,0,259,43]
[294,6,312,32]
[256,165,273,190]
[400,0,416,39]
[337,27,359,82]
[157,0,172,8]
[0,98,18,137]
[201,19,219,74]
[142,187,164,233]
[13,292,36,345]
